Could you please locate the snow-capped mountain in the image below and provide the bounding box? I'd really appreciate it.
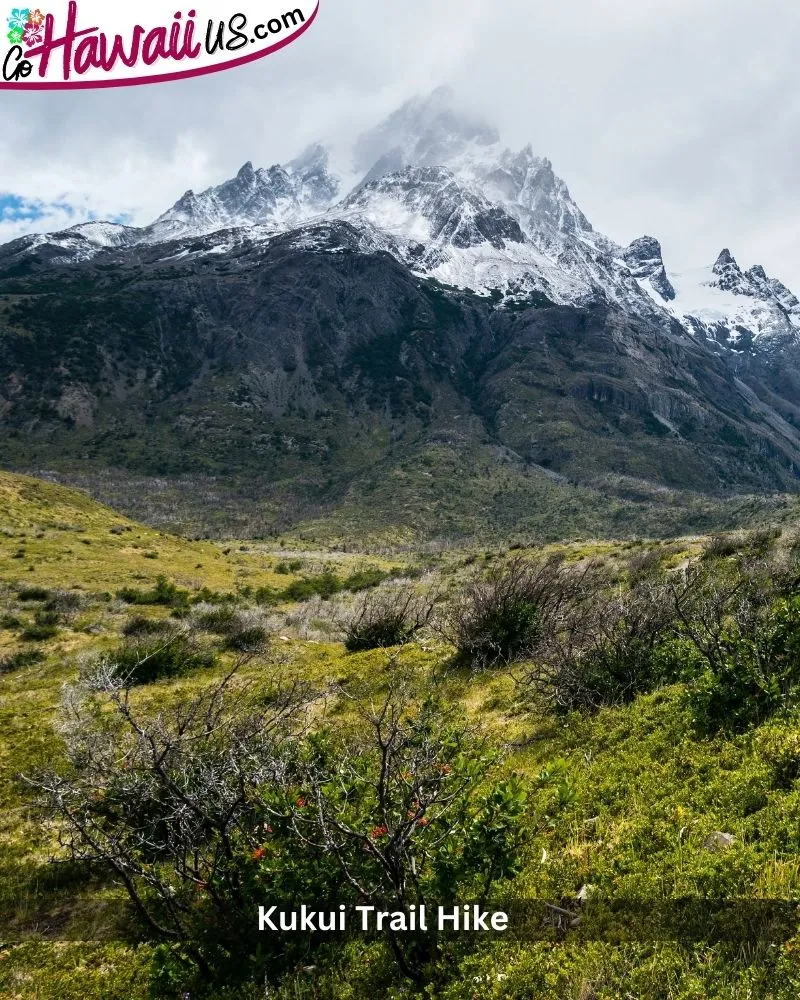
[145,142,342,243]
[661,250,800,350]
[3,87,799,354]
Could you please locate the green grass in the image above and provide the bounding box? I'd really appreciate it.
[2,472,800,997]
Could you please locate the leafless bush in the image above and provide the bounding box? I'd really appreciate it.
[666,560,800,730]
[523,578,676,711]
[28,662,316,978]
[438,555,599,667]
[522,554,795,714]
[701,533,742,561]
[45,590,84,622]
[26,667,521,987]
[341,585,435,652]
[626,547,663,583]
[666,562,763,674]
[277,595,342,641]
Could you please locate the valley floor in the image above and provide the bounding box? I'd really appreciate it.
[1,471,800,998]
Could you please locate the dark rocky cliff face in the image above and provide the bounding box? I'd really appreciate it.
[2,234,800,538]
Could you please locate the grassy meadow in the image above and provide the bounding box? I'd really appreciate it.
[2,471,800,998]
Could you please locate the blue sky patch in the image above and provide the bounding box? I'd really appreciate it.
[0,194,50,222]
[0,193,132,229]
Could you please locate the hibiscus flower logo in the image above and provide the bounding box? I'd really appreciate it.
[23,18,42,45]
[7,7,30,31]
[6,7,46,47]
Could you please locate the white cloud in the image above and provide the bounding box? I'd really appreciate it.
[0,0,798,287]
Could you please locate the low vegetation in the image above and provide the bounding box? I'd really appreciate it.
[3,473,800,998]
[341,585,435,652]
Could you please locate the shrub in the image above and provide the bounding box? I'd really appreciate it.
[626,547,663,583]
[45,590,83,621]
[108,633,217,686]
[193,606,269,652]
[342,567,391,593]
[37,677,528,993]
[283,571,342,602]
[116,575,190,608]
[701,534,741,561]
[270,691,529,982]
[680,591,800,732]
[224,626,269,653]
[195,605,238,634]
[20,624,59,642]
[742,527,781,557]
[255,585,282,606]
[223,612,270,653]
[17,587,52,602]
[645,561,800,731]
[526,580,680,711]
[21,610,61,642]
[34,676,528,989]
[342,586,434,652]
[0,648,45,673]
[276,559,303,574]
[33,668,311,990]
[441,556,593,667]
[190,587,239,605]
[122,615,174,638]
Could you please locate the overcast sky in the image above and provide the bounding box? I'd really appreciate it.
[1,0,799,285]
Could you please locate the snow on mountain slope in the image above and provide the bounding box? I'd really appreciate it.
[0,220,141,265]
[338,167,524,250]
[144,143,342,243]
[353,85,500,176]
[630,248,800,349]
[2,87,798,356]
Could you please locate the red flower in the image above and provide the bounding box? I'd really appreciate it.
[295,797,307,808]
[369,825,389,840]
[251,847,266,861]
[416,817,429,827]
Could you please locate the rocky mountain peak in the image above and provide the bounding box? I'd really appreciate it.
[709,247,749,293]
[145,144,342,241]
[3,88,799,355]
[746,264,767,282]
[622,236,675,301]
[713,248,739,272]
[353,86,500,176]
[340,165,525,252]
